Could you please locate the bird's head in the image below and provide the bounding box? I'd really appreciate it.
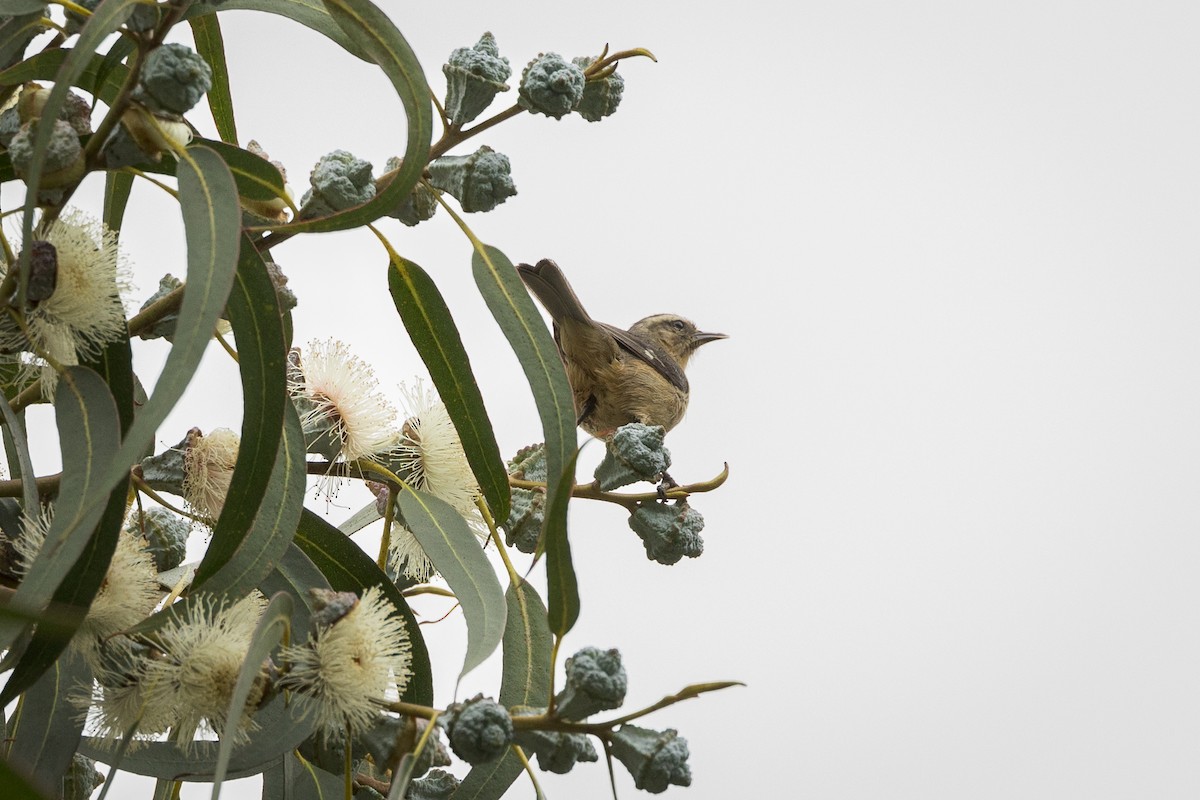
[630,314,727,367]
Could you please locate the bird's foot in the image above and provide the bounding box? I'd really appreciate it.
[656,471,679,500]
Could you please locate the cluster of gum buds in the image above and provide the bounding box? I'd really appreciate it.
[402,646,694,795]
[296,32,649,226]
[503,423,722,566]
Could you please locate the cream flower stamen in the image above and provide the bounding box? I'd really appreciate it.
[289,339,398,463]
[387,380,487,580]
[278,586,412,741]
[182,426,240,521]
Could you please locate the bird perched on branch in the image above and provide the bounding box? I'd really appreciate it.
[517,258,726,436]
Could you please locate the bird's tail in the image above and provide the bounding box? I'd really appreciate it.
[517,259,592,323]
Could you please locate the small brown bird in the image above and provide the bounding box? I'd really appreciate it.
[517,259,726,436]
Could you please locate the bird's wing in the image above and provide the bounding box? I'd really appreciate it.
[600,322,690,393]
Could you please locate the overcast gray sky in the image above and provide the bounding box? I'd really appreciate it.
[65,1,1200,798]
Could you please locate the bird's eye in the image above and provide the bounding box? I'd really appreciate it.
[671,319,686,332]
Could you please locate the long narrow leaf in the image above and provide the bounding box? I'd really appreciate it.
[0,367,120,651]
[4,650,90,794]
[191,237,294,592]
[190,14,238,144]
[187,0,370,61]
[75,146,241,534]
[386,252,509,522]
[470,244,580,635]
[261,0,431,234]
[0,48,130,105]
[397,485,505,679]
[450,582,553,800]
[211,593,293,798]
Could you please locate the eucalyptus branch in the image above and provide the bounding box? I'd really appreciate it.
[0,472,59,498]
[510,463,730,511]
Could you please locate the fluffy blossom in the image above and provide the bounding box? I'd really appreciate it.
[289,340,398,463]
[1,209,132,397]
[86,594,267,750]
[387,380,486,580]
[182,427,240,521]
[137,594,267,749]
[10,506,160,673]
[278,587,412,741]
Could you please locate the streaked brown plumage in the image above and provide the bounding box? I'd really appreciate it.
[517,259,726,435]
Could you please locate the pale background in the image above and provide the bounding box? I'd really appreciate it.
[31,1,1200,798]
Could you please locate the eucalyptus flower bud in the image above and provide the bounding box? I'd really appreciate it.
[442,32,511,126]
[593,423,671,490]
[8,118,84,188]
[572,56,625,122]
[628,500,704,565]
[62,753,105,800]
[554,646,627,720]
[444,695,513,764]
[407,769,461,800]
[383,156,439,226]
[512,707,599,773]
[135,43,212,114]
[502,487,543,554]
[299,149,375,218]
[102,109,191,169]
[126,506,190,572]
[610,725,692,794]
[518,52,585,119]
[427,145,516,213]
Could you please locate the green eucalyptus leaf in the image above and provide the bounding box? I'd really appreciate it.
[450,582,552,800]
[261,0,431,234]
[0,393,36,512]
[0,0,46,15]
[191,403,304,596]
[103,170,135,235]
[0,48,130,105]
[0,473,127,707]
[386,252,509,523]
[447,756,523,800]
[189,13,238,144]
[469,244,580,635]
[499,582,552,706]
[0,367,120,652]
[187,0,370,62]
[71,145,240,549]
[0,757,46,800]
[0,11,42,73]
[191,238,296,595]
[337,499,381,535]
[194,138,287,202]
[4,650,90,795]
[295,509,433,705]
[211,592,293,794]
[283,750,344,799]
[397,484,505,679]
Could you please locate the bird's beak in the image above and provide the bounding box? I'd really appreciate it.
[691,331,728,348]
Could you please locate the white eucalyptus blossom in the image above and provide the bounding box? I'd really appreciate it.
[136,593,267,749]
[2,209,133,398]
[387,380,487,580]
[182,427,240,521]
[279,586,412,741]
[9,506,160,673]
[289,339,398,463]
